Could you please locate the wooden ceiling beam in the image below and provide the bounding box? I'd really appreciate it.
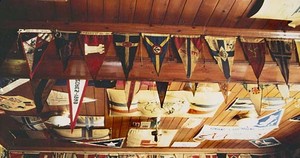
[1,21,300,39]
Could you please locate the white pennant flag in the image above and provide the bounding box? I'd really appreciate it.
[68,79,87,132]
[246,84,263,115]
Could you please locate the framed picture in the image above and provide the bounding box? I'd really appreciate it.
[249,137,281,148]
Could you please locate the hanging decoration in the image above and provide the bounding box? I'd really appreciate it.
[240,37,266,85]
[183,82,198,96]
[277,84,290,100]
[68,79,88,132]
[243,83,263,116]
[156,81,169,108]
[142,33,170,76]
[173,35,202,78]
[81,32,112,80]
[113,33,140,79]
[266,38,293,85]
[124,81,141,111]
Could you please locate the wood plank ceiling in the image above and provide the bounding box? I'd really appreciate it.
[0,0,300,155]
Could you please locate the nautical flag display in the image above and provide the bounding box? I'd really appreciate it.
[266,39,293,85]
[68,79,88,132]
[31,79,56,114]
[156,81,169,108]
[173,36,202,78]
[244,84,263,115]
[54,31,79,70]
[72,138,125,148]
[113,34,140,79]
[240,37,266,82]
[20,30,53,78]
[81,32,112,80]
[124,81,141,111]
[205,36,236,80]
[295,39,300,64]
[142,33,170,76]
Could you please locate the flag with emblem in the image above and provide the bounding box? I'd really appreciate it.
[113,33,140,79]
[205,36,236,80]
[244,83,263,115]
[240,37,266,83]
[142,33,170,76]
[20,29,53,79]
[125,81,141,111]
[156,81,169,108]
[68,79,88,132]
[72,138,125,148]
[173,36,202,78]
[81,32,112,80]
[54,31,79,71]
[295,39,300,65]
[266,39,293,85]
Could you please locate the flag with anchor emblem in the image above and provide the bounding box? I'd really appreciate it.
[205,36,236,80]
[173,35,202,78]
[142,33,170,76]
[240,37,266,82]
[20,29,53,79]
[81,32,112,80]
[113,33,140,79]
[266,38,293,85]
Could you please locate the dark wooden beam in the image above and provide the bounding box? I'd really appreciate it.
[0,21,300,39]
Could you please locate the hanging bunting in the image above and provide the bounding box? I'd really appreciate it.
[31,78,56,114]
[113,33,140,79]
[173,35,202,78]
[20,30,53,79]
[266,39,293,85]
[124,81,141,111]
[68,79,88,132]
[54,31,79,71]
[277,84,290,100]
[244,83,263,115]
[295,39,300,65]
[81,32,112,80]
[156,81,169,108]
[142,33,170,76]
[240,37,266,83]
[205,36,236,80]
[183,82,198,96]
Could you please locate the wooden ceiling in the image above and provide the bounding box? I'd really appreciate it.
[0,0,300,156]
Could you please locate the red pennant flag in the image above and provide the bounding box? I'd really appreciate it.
[82,32,112,80]
[68,79,88,132]
[124,81,141,111]
[156,81,169,108]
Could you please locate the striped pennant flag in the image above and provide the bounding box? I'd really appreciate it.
[173,35,202,78]
[81,32,112,80]
[240,37,266,83]
[124,81,141,111]
[205,36,236,80]
[113,33,140,79]
[266,38,293,85]
[142,33,170,76]
[68,79,88,132]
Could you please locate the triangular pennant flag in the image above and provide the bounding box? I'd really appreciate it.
[20,31,53,78]
[205,36,236,80]
[81,32,112,80]
[277,84,290,100]
[295,39,300,65]
[218,82,229,103]
[266,39,293,85]
[240,37,266,82]
[31,78,56,114]
[173,36,202,78]
[226,153,240,158]
[68,79,88,132]
[142,33,170,76]
[0,30,18,66]
[54,31,79,71]
[245,84,263,115]
[113,33,140,79]
[124,81,141,111]
[72,138,125,148]
[205,153,218,158]
[183,82,198,96]
[156,81,169,108]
